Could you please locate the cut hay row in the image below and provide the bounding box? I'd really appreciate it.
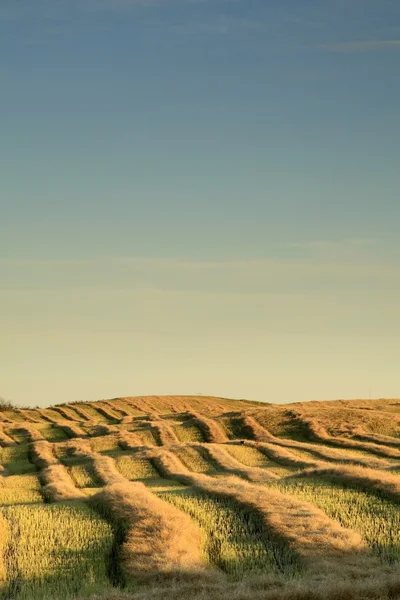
[221,444,296,477]
[159,487,286,578]
[151,421,180,446]
[80,403,114,421]
[18,409,44,423]
[118,429,144,450]
[348,427,400,449]
[91,482,212,584]
[38,408,64,423]
[68,404,94,421]
[75,403,109,421]
[66,445,212,582]
[60,422,86,438]
[148,448,377,577]
[189,412,228,443]
[198,443,279,482]
[92,402,121,421]
[0,427,16,446]
[245,440,324,470]
[87,423,119,437]
[125,397,159,415]
[52,406,81,421]
[236,415,392,469]
[30,440,86,501]
[296,414,400,459]
[14,425,44,442]
[271,475,400,564]
[299,464,400,505]
[104,400,131,417]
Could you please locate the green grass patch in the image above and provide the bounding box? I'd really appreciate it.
[269,476,400,563]
[159,488,299,578]
[0,502,114,600]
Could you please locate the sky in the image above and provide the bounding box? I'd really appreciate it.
[1,0,400,407]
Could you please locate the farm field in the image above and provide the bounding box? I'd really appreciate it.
[2,395,400,599]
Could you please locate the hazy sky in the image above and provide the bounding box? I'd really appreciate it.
[1,0,400,407]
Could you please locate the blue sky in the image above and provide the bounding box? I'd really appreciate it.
[1,0,400,406]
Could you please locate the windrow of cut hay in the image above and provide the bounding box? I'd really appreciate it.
[35,408,60,423]
[104,400,131,418]
[66,444,216,582]
[13,424,44,442]
[30,440,86,501]
[299,464,400,503]
[91,482,213,584]
[346,426,400,448]
[296,413,400,459]
[0,427,16,446]
[193,443,279,482]
[150,421,180,446]
[60,422,86,438]
[118,430,145,450]
[244,415,392,469]
[245,440,324,470]
[188,411,228,443]
[51,406,81,421]
[148,448,378,577]
[67,404,94,421]
[92,402,121,421]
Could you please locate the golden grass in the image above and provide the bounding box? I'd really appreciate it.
[1,502,114,599]
[148,448,376,577]
[0,427,16,446]
[114,454,160,480]
[0,474,43,505]
[173,424,204,443]
[296,412,400,459]
[68,404,94,421]
[189,412,228,443]
[170,446,216,474]
[52,406,81,421]
[150,422,180,446]
[3,396,400,599]
[61,422,86,438]
[270,475,400,563]
[30,440,86,501]
[118,430,145,450]
[91,482,212,584]
[92,402,121,421]
[159,488,284,578]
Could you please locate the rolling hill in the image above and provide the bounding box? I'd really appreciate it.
[1,395,400,599]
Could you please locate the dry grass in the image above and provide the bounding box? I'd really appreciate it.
[30,440,86,501]
[296,412,400,459]
[189,412,228,443]
[91,482,212,584]
[151,421,180,446]
[118,430,145,450]
[0,427,16,446]
[148,448,377,577]
[3,396,400,599]
[61,422,87,438]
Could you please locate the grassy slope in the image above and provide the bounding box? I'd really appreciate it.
[1,396,400,599]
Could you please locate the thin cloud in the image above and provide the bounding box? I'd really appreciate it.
[320,40,400,52]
